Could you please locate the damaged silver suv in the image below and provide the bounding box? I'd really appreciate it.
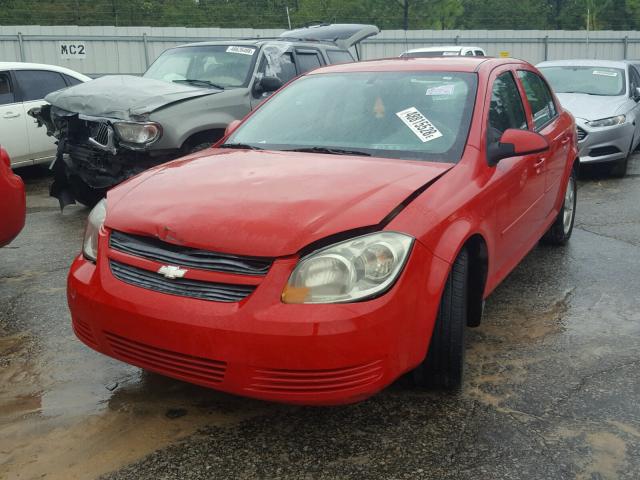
[30,24,378,207]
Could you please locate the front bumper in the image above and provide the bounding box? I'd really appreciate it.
[576,119,633,164]
[67,232,447,405]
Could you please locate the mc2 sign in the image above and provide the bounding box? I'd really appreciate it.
[59,42,87,59]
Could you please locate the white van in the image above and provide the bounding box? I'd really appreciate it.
[400,46,486,58]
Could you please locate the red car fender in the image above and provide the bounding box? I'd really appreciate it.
[0,148,26,247]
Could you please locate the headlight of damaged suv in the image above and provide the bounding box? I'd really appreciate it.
[83,199,107,262]
[588,115,626,128]
[113,121,161,146]
[282,232,414,304]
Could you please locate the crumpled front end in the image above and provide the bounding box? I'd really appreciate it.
[30,105,176,208]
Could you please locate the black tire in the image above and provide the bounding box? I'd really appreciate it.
[68,175,106,207]
[413,248,468,391]
[542,167,577,246]
[610,135,633,178]
[610,153,629,178]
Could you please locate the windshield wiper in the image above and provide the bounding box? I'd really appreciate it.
[173,79,225,90]
[284,146,372,157]
[219,143,263,150]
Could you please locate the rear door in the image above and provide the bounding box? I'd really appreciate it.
[14,69,69,163]
[0,70,29,166]
[294,49,325,74]
[517,69,569,217]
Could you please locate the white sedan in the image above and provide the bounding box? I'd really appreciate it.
[0,62,91,168]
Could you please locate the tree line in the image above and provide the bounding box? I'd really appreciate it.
[1,0,639,30]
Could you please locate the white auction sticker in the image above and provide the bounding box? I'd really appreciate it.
[426,84,455,96]
[226,46,256,55]
[593,70,618,77]
[396,107,443,143]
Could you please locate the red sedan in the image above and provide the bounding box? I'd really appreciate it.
[67,57,578,405]
[0,147,26,247]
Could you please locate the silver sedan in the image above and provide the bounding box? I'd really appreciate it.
[538,59,640,177]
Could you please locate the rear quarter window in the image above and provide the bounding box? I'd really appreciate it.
[326,50,354,64]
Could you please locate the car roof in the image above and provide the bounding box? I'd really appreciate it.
[0,61,91,80]
[405,46,484,53]
[174,38,344,50]
[537,59,630,69]
[310,56,525,75]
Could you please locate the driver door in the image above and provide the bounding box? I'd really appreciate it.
[250,50,297,109]
[487,69,546,272]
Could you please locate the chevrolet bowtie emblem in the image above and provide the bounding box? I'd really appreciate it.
[157,265,188,279]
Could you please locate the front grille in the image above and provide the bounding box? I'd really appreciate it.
[576,126,587,142]
[91,122,110,146]
[110,231,273,276]
[589,146,621,157]
[110,260,255,302]
[247,360,384,395]
[105,331,227,386]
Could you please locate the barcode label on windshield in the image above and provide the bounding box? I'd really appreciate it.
[226,46,255,55]
[593,70,618,77]
[396,107,443,143]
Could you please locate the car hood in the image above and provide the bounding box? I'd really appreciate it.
[106,149,453,257]
[555,92,630,121]
[44,75,221,120]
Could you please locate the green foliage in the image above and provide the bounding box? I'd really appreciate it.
[1,0,640,29]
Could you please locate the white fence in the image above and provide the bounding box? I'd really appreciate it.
[2,25,640,76]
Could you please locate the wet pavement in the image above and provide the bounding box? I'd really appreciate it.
[1,158,639,479]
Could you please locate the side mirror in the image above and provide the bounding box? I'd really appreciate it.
[255,76,283,95]
[634,86,640,101]
[225,120,242,137]
[488,128,549,166]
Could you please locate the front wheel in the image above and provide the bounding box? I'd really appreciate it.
[542,167,577,246]
[413,248,468,391]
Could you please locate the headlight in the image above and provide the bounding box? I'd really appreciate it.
[113,122,161,145]
[83,199,107,261]
[282,232,414,304]
[588,115,626,128]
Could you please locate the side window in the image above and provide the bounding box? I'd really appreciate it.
[464,50,474,56]
[14,70,68,102]
[326,50,354,65]
[517,70,558,130]
[488,71,528,141]
[475,50,485,56]
[257,52,296,83]
[295,51,323,73]
[628,66,640,97]
[63,74,83,86]
[0,71,15,105]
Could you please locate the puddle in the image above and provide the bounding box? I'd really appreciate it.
[463,289,574,410]
[0,328,270,479]
[551,427,629,480]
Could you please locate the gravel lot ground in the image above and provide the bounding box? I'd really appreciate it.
[1,156,639,479]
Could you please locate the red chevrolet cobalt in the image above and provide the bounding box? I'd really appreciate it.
[0,147,26,247]
[68,58,578,405]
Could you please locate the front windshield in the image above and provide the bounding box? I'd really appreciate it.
[144,45,257,88]
[539,66,626,96]
[225,71,478,162]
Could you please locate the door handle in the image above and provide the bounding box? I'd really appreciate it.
[2,112,20,119]
[560,136,571,145]
[533,157,546,168]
